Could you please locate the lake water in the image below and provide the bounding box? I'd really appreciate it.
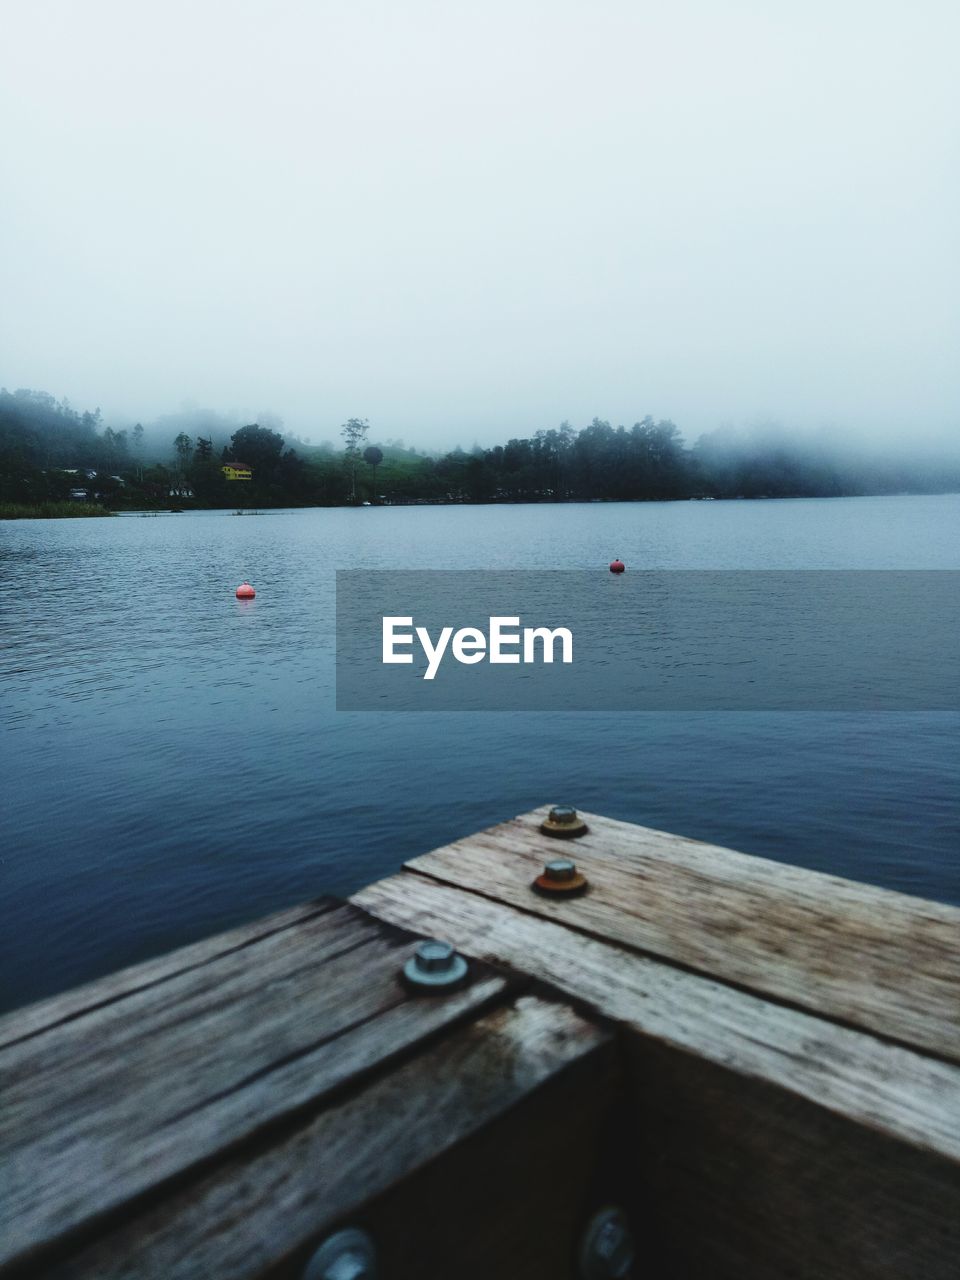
[2,494,959,1013]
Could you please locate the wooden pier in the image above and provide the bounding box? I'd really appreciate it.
[2,806,959,1278]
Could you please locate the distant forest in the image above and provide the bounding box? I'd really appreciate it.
[1,387,958,514]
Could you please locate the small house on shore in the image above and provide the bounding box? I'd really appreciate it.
[221,462,253,481]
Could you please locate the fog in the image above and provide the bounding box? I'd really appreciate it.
[1,0,957,451]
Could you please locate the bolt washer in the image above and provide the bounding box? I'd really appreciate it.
[303,1227,377,1280]
[402,938,469,991]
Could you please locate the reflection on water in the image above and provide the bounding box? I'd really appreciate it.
[1,495,959,1011]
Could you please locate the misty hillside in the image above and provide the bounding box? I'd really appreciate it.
[2,386,958,511]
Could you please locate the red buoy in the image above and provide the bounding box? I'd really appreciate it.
[609,559,625,574]
[236,582,256,599]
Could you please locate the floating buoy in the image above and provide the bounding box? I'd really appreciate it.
[236,582,256,599]
[609,558,625,574]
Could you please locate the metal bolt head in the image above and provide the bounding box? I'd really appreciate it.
[550,805,579,825]
[579,1207,634,1280]
[414,939,456,972]
[403,938,469,990]
[304,1228,377,1280]
[532,856,589,896]
[540,805,589,839]
[545,857,577,882]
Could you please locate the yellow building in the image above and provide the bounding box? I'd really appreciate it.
[221,463,253,481]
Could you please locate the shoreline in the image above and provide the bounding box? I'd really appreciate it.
[3,490,959,520]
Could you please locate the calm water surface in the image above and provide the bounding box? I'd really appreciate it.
[2,495,958,1012]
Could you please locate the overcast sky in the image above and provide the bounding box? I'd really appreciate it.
[1,0,957,449]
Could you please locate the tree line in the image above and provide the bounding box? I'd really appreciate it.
[1,387,958,513]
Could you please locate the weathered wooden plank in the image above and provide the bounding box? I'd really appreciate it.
[0,904,507,1273]
[621,1036,960,1280]
[353,873,960,1162]
[0,898,339,1050]
[404,806,960,1063]
[347,1025,618,1280]
[354,874,960,1279]
[6,806,958,1279]
[27,997,613,1280]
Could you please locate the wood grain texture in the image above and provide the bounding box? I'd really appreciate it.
[353,874,960,1162]
[319,1031,619,1280]
[622,1036,960,1280]
[29,997,612,1280]
[0,904,507,1273]
[354,873,960,1280]
[7,806,959,1279]
[403,806,960,1063]
[0,899,339,1050]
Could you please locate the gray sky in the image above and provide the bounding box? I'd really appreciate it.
[1,0,957,449]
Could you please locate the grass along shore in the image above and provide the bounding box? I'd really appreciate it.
[0,501,112,519]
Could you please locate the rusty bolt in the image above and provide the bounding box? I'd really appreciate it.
[402,938,468,991]
[532,856,589,897]
[303,1227,377,1280]
[579,1206,635,1279]
[539,805,589,839]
